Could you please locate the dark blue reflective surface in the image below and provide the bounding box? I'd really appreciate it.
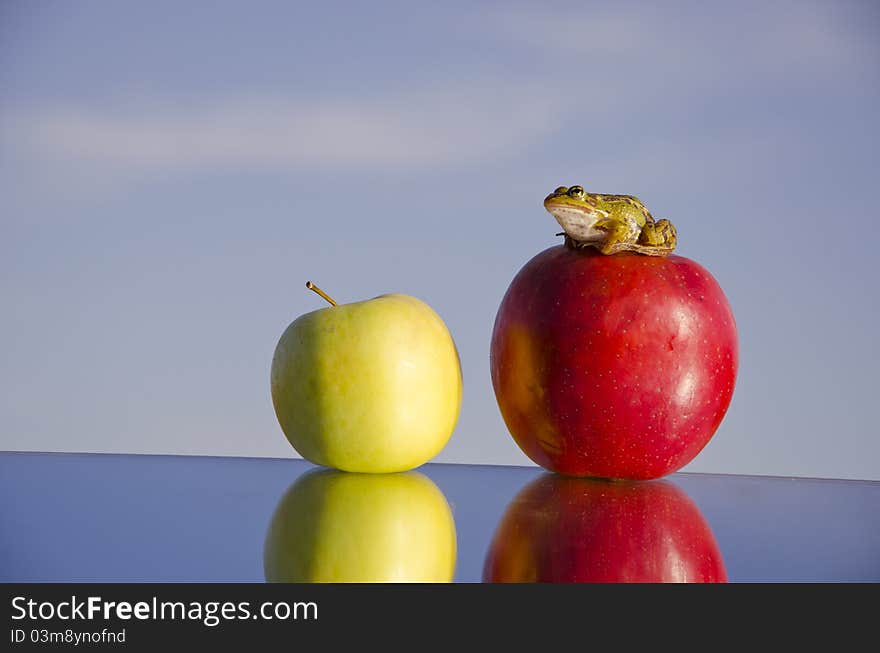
[1,452,877,582]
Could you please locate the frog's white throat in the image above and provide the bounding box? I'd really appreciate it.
[546,205,608,243]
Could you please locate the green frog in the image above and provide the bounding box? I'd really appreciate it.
[544,185,677,256]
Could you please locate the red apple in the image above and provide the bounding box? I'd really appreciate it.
[483,474,727,583]
[490,245,737,479]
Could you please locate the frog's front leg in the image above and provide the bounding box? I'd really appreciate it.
[596,219,640,255]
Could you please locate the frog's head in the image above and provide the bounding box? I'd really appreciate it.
[543,185,609,243]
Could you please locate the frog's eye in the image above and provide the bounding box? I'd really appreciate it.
[553,186,568,195]
[568,185,585,198]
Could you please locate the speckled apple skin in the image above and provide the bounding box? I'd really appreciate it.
[483,474,727,583]
[490,245,737,480]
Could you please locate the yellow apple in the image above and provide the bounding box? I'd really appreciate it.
[270,284,462,473]
[264,469,457,582]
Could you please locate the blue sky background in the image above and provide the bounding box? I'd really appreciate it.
[1,0,878,479]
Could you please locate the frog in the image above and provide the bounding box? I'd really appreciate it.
[544,185,677,256]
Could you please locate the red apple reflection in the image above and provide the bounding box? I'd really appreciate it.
[483,474,726,583]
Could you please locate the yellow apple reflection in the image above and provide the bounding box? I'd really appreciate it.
[264,468,457,582]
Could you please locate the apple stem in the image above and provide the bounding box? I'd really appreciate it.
[305,281,337,307]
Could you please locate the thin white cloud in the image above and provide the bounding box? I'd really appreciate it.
[2,82,571,172]
[2,1,875,185]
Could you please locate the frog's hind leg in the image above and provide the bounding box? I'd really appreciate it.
[631,218,676,256]
[639,219,676,247]
[638,220,662,247]
[653,219,676,250]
